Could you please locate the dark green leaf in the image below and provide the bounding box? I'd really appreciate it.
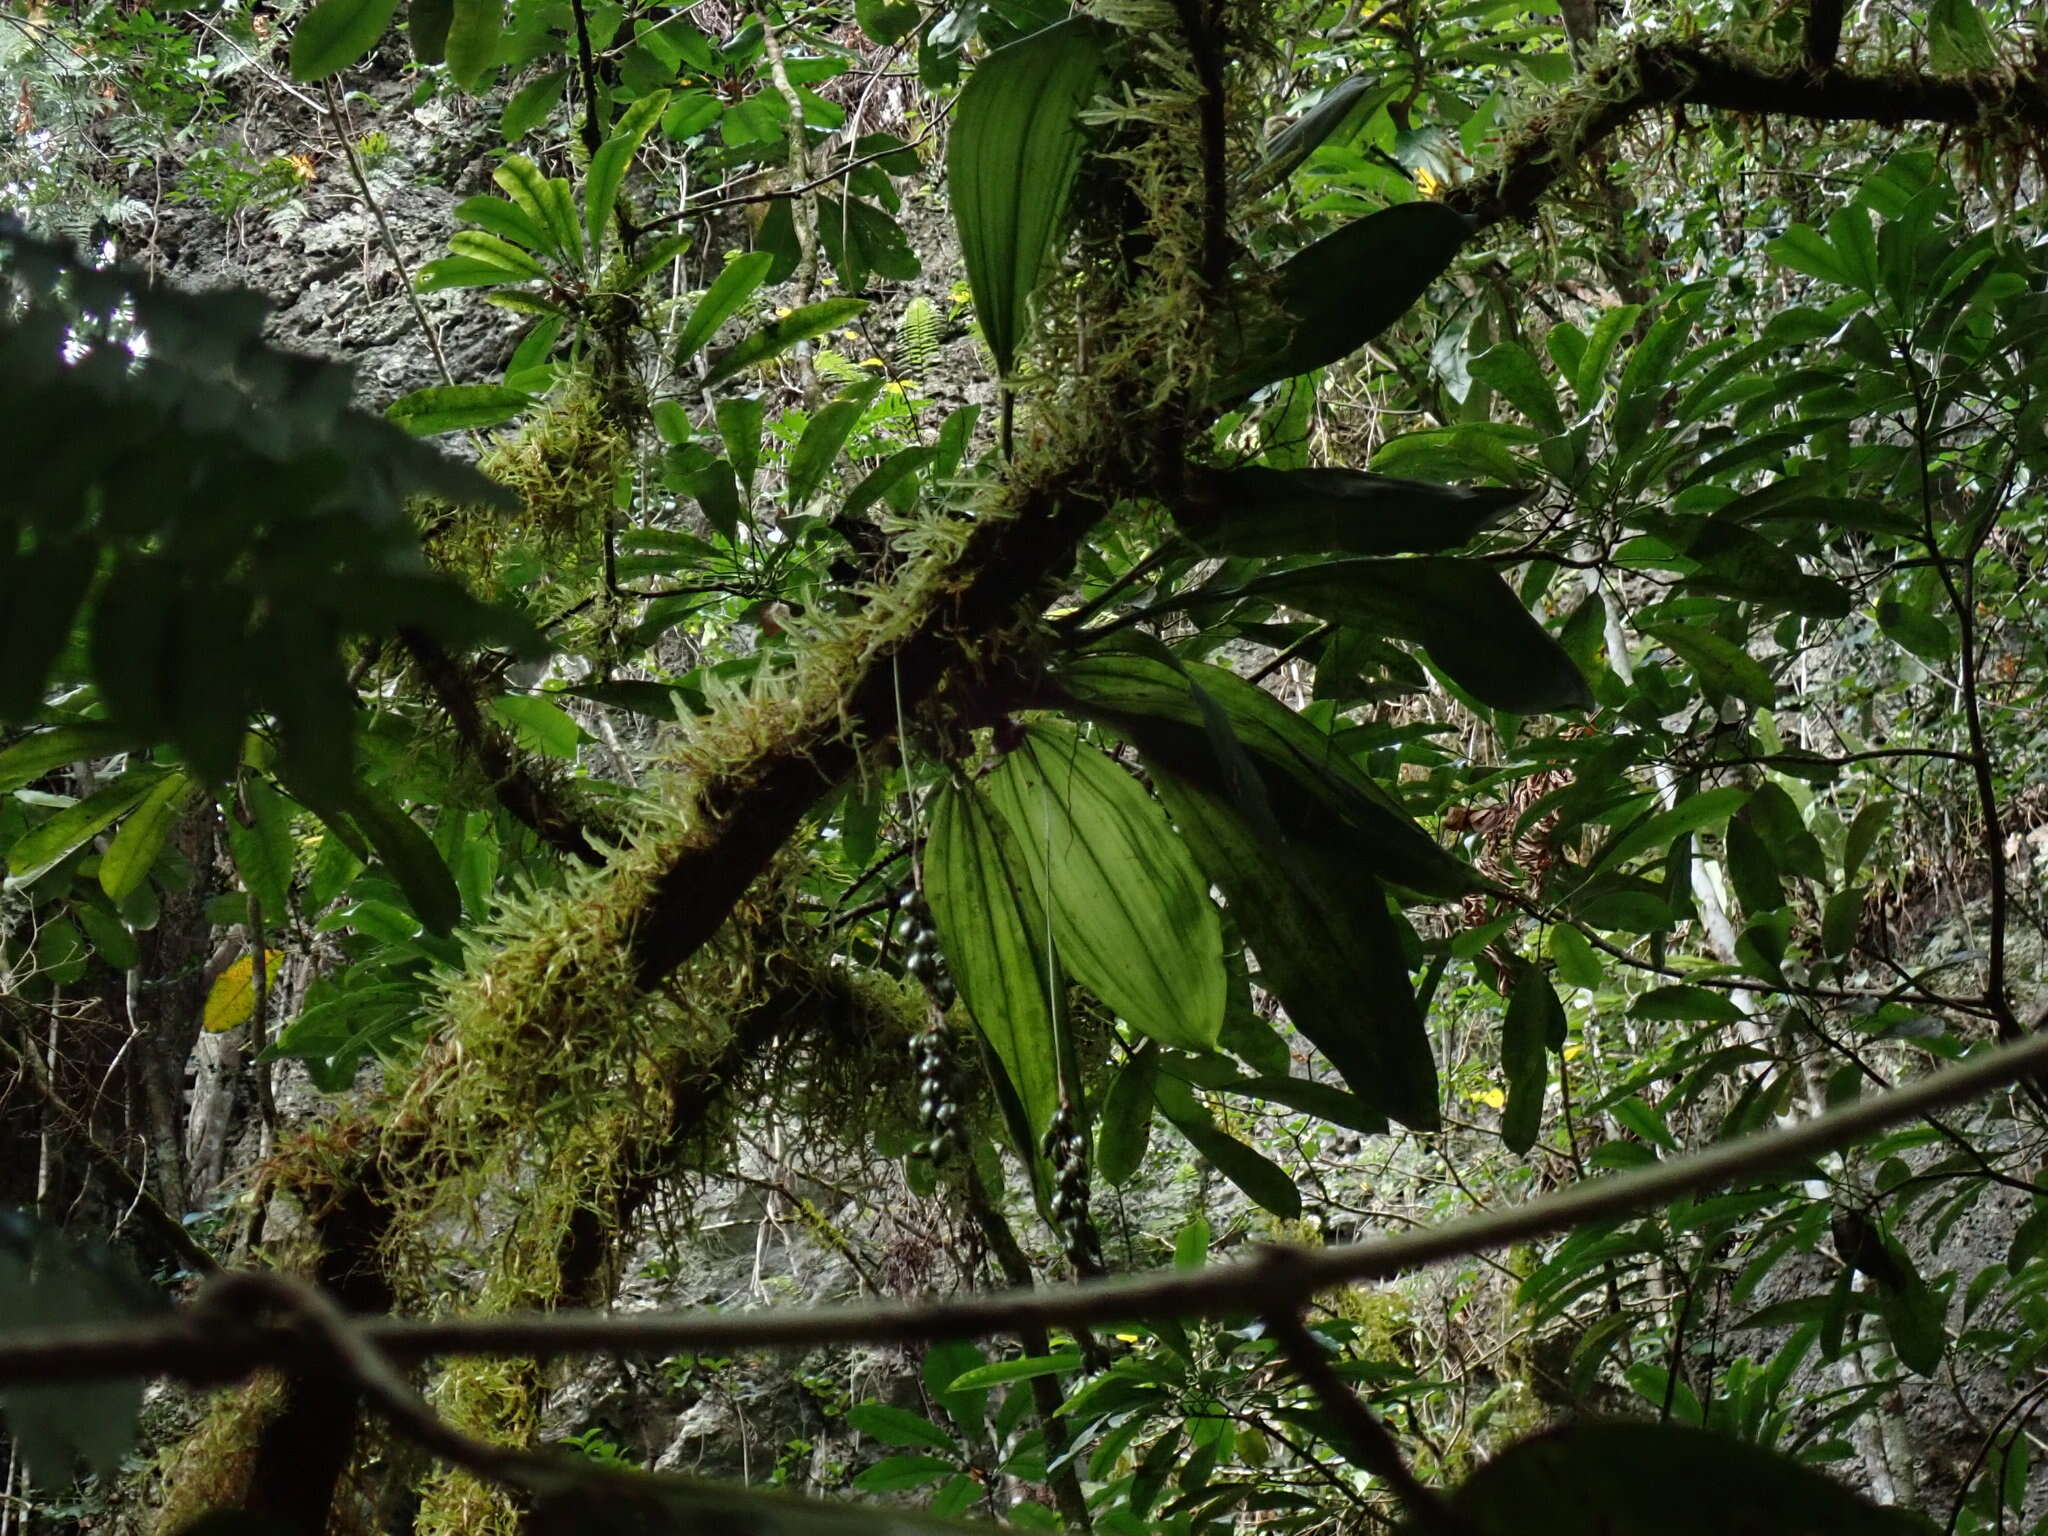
[585,91,670,253]
[846,1403,957,1453]
[1501,965,1556,1154]
[704,298,869,387]
[1214,202,1472,400]
[1096,1042,1159,1185]
[289,0,399,80]
[0,726,134,795]
[1433,1422,1932,1534]
[337,785,462,935]
[0,542,97,722]
[409,0,453,61]
[1238,557,1591,714]
[1636,620,1775,709]
[444,0,504,87]
[1154,1075,1302,1217]
[1170,467,1526,559]
[946,1354,1080,1390]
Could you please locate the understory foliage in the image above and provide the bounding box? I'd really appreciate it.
[2,0,2048,1529]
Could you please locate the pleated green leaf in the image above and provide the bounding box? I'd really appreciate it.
[945,17,1110,378]
[926,777,1062,1144]
[986,720,1224,1053]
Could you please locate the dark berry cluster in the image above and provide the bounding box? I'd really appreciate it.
[912,1020,967,1164]
[1043,1102,1103,1272]
[894,886,956,1009]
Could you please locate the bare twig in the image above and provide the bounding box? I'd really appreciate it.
[11,1026,2048,1390]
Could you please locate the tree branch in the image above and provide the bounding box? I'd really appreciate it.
[399,629,605,866]
[11,1025,2048,1389]
[1445,44,2047,229]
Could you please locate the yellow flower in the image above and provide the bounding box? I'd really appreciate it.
[1415,168,1443,198]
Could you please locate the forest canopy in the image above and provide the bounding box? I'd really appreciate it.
[2,0,2048,1530]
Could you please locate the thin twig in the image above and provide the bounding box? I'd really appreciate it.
[12,1027,2048,1387]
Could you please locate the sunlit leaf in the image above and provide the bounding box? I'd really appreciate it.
[946,16,1110,378]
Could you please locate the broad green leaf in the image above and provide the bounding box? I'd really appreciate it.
[846,1403,957,1453]
[855,0,920,44]
[703,298,868,387]
[1154,1075,1302,1217]
[1636,620,1776,709]
[586,90,671,253]
[501,68,566,136]
[717,395,766,499]
[1144,760,1438,1129]
[1546,924,1604,991]
[99,771,197,904]
[1433,1422,1928,1534]
[1170,467,1526,559]
[0,726,133,795]
[416,256,524,291]
[1239,557,1591,715]
[1871,1239,1944,1374]
[444,0,504,87]
[1240,75,1380,197]
[226,776,297,917]
[1843,800,1890,886]
[74,902,138,971]
[449,229,548,280]
[1214,201,1472,400]
[1927,0,1995,72]
[1630,985,1745,1023]
[0,542,97,721]
[289,0,399,80]
[453,193,554,254]
[202,949,288,1034]
[1096,1042,1158,1185]
[842,446,934,521]
[985,720,1225,1053]
[5,767,169,887]
[1501,965,1558,1154]
[1587,785,1750,877]
[488,695,586,759]
[923,1341,988,1431]
[946,16,1110,378]
[1876,596,1954,661]
[1225,1074,1386,1135]
[1470,340,1565,436]
[1055,650,1478,899]
[409,0,452,62]
[850,1454,957,1493]
[386,383,533,435]
[787,381,883,508]
[926,778,1062,1143]
[1768,224,1850,287]
[337,785,462,935]
[946,1354,1081,1391]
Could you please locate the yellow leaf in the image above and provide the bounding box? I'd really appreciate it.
[203,950,286,1034]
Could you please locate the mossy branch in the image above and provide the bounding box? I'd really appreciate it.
[1447,42,2048,229]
